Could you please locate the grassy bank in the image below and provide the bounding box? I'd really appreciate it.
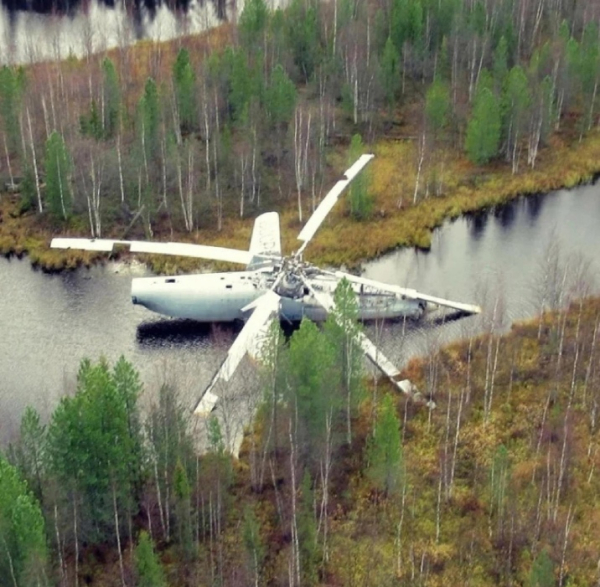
[2,125,599,273]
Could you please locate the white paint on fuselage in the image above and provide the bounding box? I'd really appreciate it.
[131,270,425,322]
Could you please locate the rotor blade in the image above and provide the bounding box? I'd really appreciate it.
[302,273,430,404]
[354,329,428,403]
[299,275,335,311]
[296,154,374,256]
[193,290,280,415]
[334,271,482,315]
[51,238,254,265]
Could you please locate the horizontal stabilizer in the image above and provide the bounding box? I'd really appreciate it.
[51,238,253,265]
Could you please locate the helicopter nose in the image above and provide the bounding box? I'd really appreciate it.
[131,277,150,306]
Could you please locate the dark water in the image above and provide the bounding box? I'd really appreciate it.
[1,182,600,443]
[0,0,232,65]
[2,0,193,16]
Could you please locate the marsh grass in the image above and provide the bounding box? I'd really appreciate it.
[3,124,600,272]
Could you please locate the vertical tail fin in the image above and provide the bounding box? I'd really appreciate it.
[247,212,282,269]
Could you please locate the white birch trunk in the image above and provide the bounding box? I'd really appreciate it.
[26,108,43,213]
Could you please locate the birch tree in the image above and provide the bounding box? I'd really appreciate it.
[146,384,195,543]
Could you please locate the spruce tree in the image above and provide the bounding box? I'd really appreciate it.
[348,134,372,220]
[138,77,160,161]
[0,65,24,155]
[380,37,400,111]
[0,456,47,586]
[529,549,554,587]
[135,531,166,587]
[366,394,403,496]
[44,131,72,220]
[102,57,121,138]
[465,86,501,165]
[172,48,197,133]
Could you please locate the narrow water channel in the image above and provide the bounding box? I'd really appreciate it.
[1,182,599,443]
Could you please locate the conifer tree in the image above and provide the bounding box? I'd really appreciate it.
[9,406,46,506]
[529,549,554,587]
[239,0,269,50]
[102,57,121,138]
[0,65,25,155]
[174,459,194,560]
[465,84,501,165]
[287,319,337,458]
[44,131,72,220]
[138,77,160,162]
[135,531,166,587]
[366,394,403,496]
[298,471,319,585]
[285,0,321,82]
[264,64,296,129]
[242,505,265,586]
[348,134,372,220]
[325,278,364,444]
[380,37,400,111]
[173,48,197,133]
[425,79,450,141]
[48,357,144,540]
[0,455,47,587]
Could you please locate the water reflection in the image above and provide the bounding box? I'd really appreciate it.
[136,319,240,348]
[526,193,545,224]
[467,212,488,240]
[494,200,516,230]
[0,0,228,65]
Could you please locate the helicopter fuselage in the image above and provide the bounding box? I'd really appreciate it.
[131,269,425,323]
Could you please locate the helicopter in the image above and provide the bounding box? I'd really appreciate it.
[52,154,480,416]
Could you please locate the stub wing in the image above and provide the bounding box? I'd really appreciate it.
[51,238,253,265]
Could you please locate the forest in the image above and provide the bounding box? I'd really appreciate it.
[3,247,600,586]
[2,0,600,271]
[3,0,600,585]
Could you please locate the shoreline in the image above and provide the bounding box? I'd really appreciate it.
[2,129,600,274]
